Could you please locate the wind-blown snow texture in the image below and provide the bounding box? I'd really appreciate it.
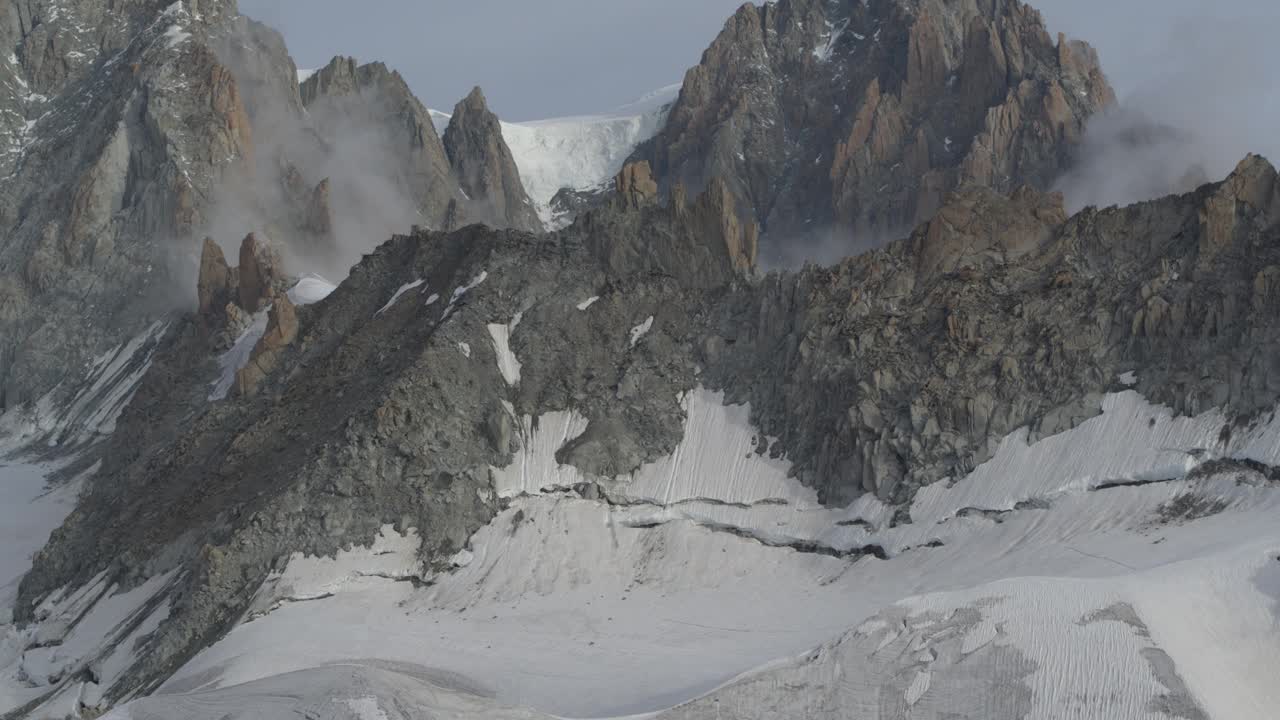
[93,389,1280,719]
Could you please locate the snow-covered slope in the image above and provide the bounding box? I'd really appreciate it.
[432,84,678,229]
[94,388,1280,719]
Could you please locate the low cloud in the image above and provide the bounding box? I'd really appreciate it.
[1050,8,1280,211]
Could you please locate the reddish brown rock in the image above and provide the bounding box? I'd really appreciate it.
[912,184,1067,284]
[638,0,1114,257]
[616,161,659,208]
[1199,155,1280,261]
[197,237,232,317]
[204,57,254,171]
[234,294,299,397]
[237,232,282,313]
[304,178,334,237]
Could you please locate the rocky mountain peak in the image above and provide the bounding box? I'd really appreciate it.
[298,55,409,105]
[237,232,283,313]
[634,0,1113,264]
[1197,153,1280,266]
[443,86,543,233]
[910,183,1067,284]
[0,0,259,410]
[197,237,233,318]
[579,166,758,287]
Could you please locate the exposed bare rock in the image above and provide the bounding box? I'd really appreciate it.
[237,233,282,313]
[443,87,544,233]
[299,56,463,232]
[234,294,298,397]
[581,174,758,287]
[304,178,335,238]
[197,238,234,318]
[706,155,1280,504]
[21,156,1280,711]
[634,0,1113,263]
[0,1,256,409]
[298,60,542,240]
[1198,154,1280,264]
[616,161,660,208]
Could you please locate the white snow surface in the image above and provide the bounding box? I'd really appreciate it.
[2,567,176,716]
[486,314,523,386]
[431,85,677,228]
[103,391,1280,718]
[628,316,654,348]
[375,279,426,316]
[288,273,337,305]
[0,321,168,449]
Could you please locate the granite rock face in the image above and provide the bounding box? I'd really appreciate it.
[297,56,464,235]
[633,0,1113,264]
[706,155,1280,505]
[0,0,246,412]
[443,87,543,233]
[15,155,1280,713]
[299,59,543,239]
[0,4,543,425]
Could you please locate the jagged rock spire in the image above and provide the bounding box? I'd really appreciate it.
[443,86,543,233]
[636,0,1114,262]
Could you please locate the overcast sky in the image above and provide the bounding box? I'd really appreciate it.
[238,0,746,120]
[241,0,1279,184]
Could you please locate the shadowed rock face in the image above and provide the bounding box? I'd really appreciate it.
[298,56,464,232]
[707,155,1280,505]
[0,6,545,419]
[0,0,249,411]
[444,87,544,233]
[634,0,1113,264]
[300,61,543,238]
[16,155,1280,710]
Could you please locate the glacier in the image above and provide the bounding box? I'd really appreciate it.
[71,388,1280,719]
[432,84,677,229]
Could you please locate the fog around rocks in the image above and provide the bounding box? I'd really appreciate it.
[1037,1,1280,210]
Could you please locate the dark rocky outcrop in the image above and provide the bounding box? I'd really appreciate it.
[582,163,759,287]
[706,155,1280,504]
[17,156,1280,712]
[234,294,299,397]
[633,0,1113,263]
[443,87,543,233]
[237,233,283,314]
[7,2,1280,717]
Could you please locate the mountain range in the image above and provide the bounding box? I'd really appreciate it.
[1,1,1277,719]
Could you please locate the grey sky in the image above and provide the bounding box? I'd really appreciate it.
[238,0,746,120]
